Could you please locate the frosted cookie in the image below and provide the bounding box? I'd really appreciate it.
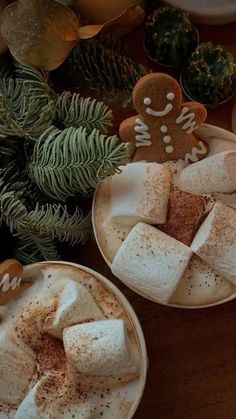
[111,222,192,304]
[119,73,208,163]
[0,259,31,305]
[63,319,138,379]
[191,202,236,284]
[109,162,171,226]
[177,151,236,194]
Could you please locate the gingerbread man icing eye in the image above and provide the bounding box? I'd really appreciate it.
[143,95,175,105]
[120,72,208,164]
[144,95,173,117]
[166,92,175,101]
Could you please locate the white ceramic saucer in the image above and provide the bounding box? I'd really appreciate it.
[92,124,236,309]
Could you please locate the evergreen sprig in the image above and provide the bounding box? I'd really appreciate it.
[14,236,59,265]
[31,204,91,245]
[0,190,60,262]
[0,65,56,140]
[0,47,130,262]
[0,136,20,158]
[59,35,148,105]
[28,125,128,201]
[0,183,92,261]
[57,91,113,134]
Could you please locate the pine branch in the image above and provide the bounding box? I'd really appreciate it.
[0,181,91,262]
[15,63,50,85]
[57,91,113,134]
[28,125,128,201]
[31,203,91,245]
[14,235,60,264]
[0,137,20,158]
[0,191,60,262]
[0,152,45,210]
[58,36,148,105]
[0,65,56,140]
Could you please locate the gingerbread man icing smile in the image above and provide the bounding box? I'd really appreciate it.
[120,73,208,163]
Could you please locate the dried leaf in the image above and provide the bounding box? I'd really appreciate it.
[71,0,145,25]
[1,0,80,70]
[79,5,145,39]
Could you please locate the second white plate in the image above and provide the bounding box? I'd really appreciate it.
[163,0,236,24]
[92,124,236,309]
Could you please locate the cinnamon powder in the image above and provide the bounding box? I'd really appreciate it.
[161,187,208,245]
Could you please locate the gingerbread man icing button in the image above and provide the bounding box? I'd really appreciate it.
[119,73,208,163]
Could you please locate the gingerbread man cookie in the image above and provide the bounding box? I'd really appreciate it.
[0,259,31,305]
[120,73,208,163]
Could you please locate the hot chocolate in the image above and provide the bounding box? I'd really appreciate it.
[0,263,144,418]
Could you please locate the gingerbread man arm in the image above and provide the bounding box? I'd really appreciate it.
[0,259,32,305]
[119,115,138,144]
[177,102,207,134]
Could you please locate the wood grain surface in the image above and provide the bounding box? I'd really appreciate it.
[61,14,236,419]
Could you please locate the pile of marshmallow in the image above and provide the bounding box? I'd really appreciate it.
[109,150,236,305]
[0,269,139,418]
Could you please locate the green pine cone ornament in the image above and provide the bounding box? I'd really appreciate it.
[144,6,198,68]
[182,42,236,106]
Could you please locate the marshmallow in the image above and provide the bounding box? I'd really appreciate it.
[171,256,233,306]
[109,162,171,225]
[63,319,137,378]
[0,330,35,405]
[14,372,91,419]
[44,281,103,338]
[191,202,236,285]
[177,151,236,194]
[111,222,192,304]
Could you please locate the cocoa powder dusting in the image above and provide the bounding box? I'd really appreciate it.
[35,333,67,375]
[161,187,209,245]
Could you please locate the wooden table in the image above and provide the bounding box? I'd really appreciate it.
[63,18,236,419]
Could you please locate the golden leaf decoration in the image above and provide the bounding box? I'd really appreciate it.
[0,0,80,70]
[79,5,145,39]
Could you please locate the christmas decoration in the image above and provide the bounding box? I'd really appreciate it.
[0,0,145,70]
[59,35,148,105]
[144,6,198,68]
[182,42,236,106]
[69,0,146,25]
[0,61,128,263]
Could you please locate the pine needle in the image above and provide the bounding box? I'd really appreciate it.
[58,35,148,105]
[0,65,56,140]
[31,204,91,245]
[0,191,60,261]
[0,136,20,158]
[57,91,113,134]
[28,126,128,201]
[14,235,60,263]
